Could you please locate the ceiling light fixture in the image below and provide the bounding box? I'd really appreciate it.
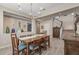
[29,13,32,15]
[38,11,41,14]
[29,3,33,19]
[40,7,45,11]
[18,7,22,10]
[71,12,75,15]
[18,3,22,10]
[29,3,44,19]
[40,7,43,10]
[17,3,21,5]
[55,16,60,19]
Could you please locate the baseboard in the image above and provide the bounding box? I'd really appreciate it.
[0,44,10,50]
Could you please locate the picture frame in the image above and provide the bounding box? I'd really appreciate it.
[27,23,32,32]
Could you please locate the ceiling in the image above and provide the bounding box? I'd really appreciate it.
[0,3,79,18]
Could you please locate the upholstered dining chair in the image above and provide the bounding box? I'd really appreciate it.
[29,36,49,55]
[29,38,43,55]
[11,33,27,55]
[40,36,49,50]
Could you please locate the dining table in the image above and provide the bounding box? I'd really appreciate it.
[19,34,50,55]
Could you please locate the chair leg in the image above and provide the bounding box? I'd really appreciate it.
[15,51,19,55]
[39,46,42,55]
[13,51,19,55]
[21,48,27,55]
[24,49,27,55]
[12,49,16,55]
[12,49,19,55]
[13,50,14,55]
[44,46,47,50]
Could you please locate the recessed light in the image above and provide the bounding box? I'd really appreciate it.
[40,7,43,10]
[55,16,60,19]
[17,3,22,10]
[17,3,21,5]
[38,12,41,14]
[29,13,32,15]
[18,8,22,10]
[71,12,75,15]
[40,7,45,11]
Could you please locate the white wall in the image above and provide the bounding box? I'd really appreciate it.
[39,14,75,38]
[4,16,32,32]
[3,16,14,33]
[0,16,32,49]
[53,14,75,31]
[39,13,75,40]
[53,19,61,27]
[40,17,53,38]
[0,8,4,48]
[59,14,75,30]
[32,19,37,34]
[76,23,79,34]
[40,20,51,35]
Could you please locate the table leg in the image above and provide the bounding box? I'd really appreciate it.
[26,43,30,55]
[48,36,50,48]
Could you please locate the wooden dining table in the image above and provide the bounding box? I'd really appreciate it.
[19,34,50,55]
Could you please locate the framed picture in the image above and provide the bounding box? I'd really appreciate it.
[27,23,32,32]
[41,25,44,29]
[18,21,21,28]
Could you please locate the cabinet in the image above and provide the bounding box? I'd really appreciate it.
[64,40,79,55]
[53,27,60,38]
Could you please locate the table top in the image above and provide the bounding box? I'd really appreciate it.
[19,34,49,43]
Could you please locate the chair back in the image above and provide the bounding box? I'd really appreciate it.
[11,33,19,50]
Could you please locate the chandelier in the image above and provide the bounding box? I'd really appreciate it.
[30,3,34,19]
[17,3,45,19]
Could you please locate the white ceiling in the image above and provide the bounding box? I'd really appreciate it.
[0,3,79,18]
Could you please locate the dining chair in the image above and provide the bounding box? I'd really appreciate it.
[29,38,43,55]
[40,36,49,50]
[11,33,27,55]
